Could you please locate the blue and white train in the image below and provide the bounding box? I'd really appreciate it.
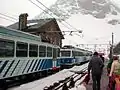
[60,45,92,69]
[0,26,61,83]
[0,26,92,89]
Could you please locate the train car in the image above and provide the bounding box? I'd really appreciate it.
[60,45,92,69]
[0,26,60,88]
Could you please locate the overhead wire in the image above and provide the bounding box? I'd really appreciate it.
[29,0,82,32]
[0,12,18,25]
[0,16,16,22]
[29,0,83,45]
[28,0,73,31]
[36,0,82,32]
[0,2,73,32]
[0,0,82,38]
[0,13,18,21]
[74,33,84,38]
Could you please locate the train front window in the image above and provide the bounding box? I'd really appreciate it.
[16,42,28,57]
[29,44,38,57]
[0,39,14,57]
[61,51,70,57]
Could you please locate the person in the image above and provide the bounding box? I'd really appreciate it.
[107,59,113,74]
[100,55,105,64]
[109,55,120,90]
[100,55,105,74]
[88,52,104,90]
[109,55,120,77]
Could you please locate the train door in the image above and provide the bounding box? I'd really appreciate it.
[72,50,76,63]
[53,47,58,68]
[52,48,60,70]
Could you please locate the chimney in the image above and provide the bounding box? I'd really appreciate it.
[19,13,28,30]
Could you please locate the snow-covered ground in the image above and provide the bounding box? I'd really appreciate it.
[9,63,88,90]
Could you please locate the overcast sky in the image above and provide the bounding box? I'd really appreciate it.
[0,0,57,26]
[0,0,120,52]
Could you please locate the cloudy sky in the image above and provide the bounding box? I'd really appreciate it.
[0,0,120,52]
[0,0,57,25]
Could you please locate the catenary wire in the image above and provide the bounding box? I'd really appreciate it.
[0,13,18,21]
[0,16,16,22]
[28,0,81,32]
[36,0,82,32]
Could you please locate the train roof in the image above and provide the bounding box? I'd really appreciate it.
[0,26,60,48]
[0,26,41,42]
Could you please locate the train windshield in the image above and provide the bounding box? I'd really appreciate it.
[61,51,71,57]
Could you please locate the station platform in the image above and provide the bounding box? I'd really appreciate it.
[86,61,109,90]
[8,61,110,90]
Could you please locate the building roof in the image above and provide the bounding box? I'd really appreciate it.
[8,18,53,29]
[7,18,64,39]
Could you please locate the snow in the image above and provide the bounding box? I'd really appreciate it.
[9,63,88,90]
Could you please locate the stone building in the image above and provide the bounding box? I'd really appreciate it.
[8,13,64,47]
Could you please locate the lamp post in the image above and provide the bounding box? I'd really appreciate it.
[109,32,114,60]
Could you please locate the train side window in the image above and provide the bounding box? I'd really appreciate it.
[75,51,78,56]
[73,51,84,56]
[61,51,71,57]
[16,42,28,57]
[39,45,46,57]
[80,52,84,56]
[47,47,52,57]
[57,48,60,57]
[29,44,38,57]
[72,51,75,57]
[53,48,57,59]
[0,39,14,57]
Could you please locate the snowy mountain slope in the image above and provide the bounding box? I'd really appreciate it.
[35,0,120,25]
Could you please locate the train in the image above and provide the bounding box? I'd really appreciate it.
[0,26,92,89]
[0,26,61,89]
[60,45,92,69]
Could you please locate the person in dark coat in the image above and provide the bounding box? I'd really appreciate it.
[88,52,104,90]
[100,55,105,74]
[100,55,105,64]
